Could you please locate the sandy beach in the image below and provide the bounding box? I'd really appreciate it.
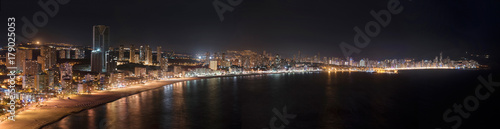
[0,78,198,129]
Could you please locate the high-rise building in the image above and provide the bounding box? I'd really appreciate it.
[119,45,124,61]
[35,73,48,91]
[75,48,84,59]
[47,70,56,89]
[16,49,33,71]
[360,59,366,67]
[106,47,118,72]
[59,50,66,59]
[60,62,72,82]
[39,46,57,71]
[160,57,168,72]
[22,75,35,89]
[91,25,110,73]
[439,52,443,64]
[157,46,162,63]
[139,45,145,62]
[24,60,40,76]
[66,49,71,59]
[275,54,281,67]
[145,45,153,65]
[134,54,140,64]
[129,44,136,63]
[209,60,218,71]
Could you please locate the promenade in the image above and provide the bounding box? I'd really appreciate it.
[0,78,197,129]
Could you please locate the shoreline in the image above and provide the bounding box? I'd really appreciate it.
[0,69,478,128]
[0,77,201,129]
[0,71,299,129]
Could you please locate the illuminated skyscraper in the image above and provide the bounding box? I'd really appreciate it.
[24,60,40,76]
[107,47,118,72]
[157,46,162,63]
[129,44,136,63]
[59,63,73,91]
[145,45,153,65]
[66,49,70,59]
[439,52,443,63]
[60,62,72,81]
[160,57,168,72]
[59,50,66,59]
[209,60,218,70]
[35,73,47,91]
[16,49,33,70]
[39,46,56,71]
[140,45,145,62]
[91,25,110,73]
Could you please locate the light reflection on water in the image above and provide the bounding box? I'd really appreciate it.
[42,71,498,129]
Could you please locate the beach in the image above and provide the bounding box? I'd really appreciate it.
[0,78,198,129]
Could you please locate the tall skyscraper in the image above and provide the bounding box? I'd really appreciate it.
[66,49,70,59]
[129,44,136,63]
[16,49,33,70]
[160,57,168,72]
[145,45,153,65]
[91,25,110,73]
[107,47,117,72]
[75,48,84,59]
[39,46,56,71]
[34,73,47,91]
[24,60,40,76]
[439,52,443,63]
[139,45,145,62]
[119,45,124,61]
[157,46,162,63]
[60,62,72,81]
[60,63,73,92]
[59,50,66,59]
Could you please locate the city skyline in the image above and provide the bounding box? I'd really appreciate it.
[1,0,498,59]
[1,1,499,129]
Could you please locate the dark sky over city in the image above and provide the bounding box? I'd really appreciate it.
[1,0,499,59]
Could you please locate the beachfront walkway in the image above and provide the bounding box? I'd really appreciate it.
[0,78,195,129]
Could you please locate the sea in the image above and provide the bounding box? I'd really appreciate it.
[43,70,500,129]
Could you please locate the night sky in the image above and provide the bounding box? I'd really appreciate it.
[1,0,499,59]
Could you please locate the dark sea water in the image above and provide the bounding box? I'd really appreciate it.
[43,70,500,129]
